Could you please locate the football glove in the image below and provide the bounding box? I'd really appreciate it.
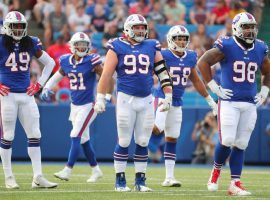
[94,93,106,113]
[0,83,10,96]
[158,93,172,112]
[40,88,54,102]
[208,80,233,99]
[105,93,112,104]
[27,82,41,96]
[255,85,269,107]
[205,95,218,116]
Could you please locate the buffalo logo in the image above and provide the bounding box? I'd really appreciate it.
[80,33,85,39]
[179,26,186,33]
[137,15,145,22]
[232,15,241,25]
[15,12,22,21]
[246,13,253,20]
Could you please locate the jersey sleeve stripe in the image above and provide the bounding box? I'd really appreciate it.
[92,59,102,65]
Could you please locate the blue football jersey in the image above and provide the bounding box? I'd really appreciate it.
[59,53,101,105]
[155,49,197,106]
[0,35,42,92]
[106,37,161,97]
[214,36,268,103]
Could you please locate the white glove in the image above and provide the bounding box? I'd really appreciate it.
[94,93,106,113]
[255,85,269,107]
[205,95,218,116]
[158,93,172,112]
[208,80,233,99]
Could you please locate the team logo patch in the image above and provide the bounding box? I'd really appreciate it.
[232,15,240,25]
[80,33,85,39]
[180,26,186,33]
[246,13,253,20]
[15,12,22,21]
[138,15,145,22]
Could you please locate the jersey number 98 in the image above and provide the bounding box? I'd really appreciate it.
[233,61,258,83]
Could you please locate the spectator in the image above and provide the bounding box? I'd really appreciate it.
[91,3,108,32]
[102,22,119,52]
[44,0,69,47]
[65,0,84,17]
[33,0,54,28]
[191,24,213,50]
[191,112,218,164]
[215,18,233,38]
[147,1,166,24]
[110,0,128,31]
[128,0,151,17]
[68,3,91,33]
[86,0,110,19]
[0,0,9,18]
[228,0,246,19]
[190,0,211,25]
[164,0,186,25]
[148,21,159,40]
[210,0,230,24]
[189,34,206,58]
[46,33,71,74]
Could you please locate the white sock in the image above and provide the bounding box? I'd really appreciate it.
[134,162,147,173]
[63,166,72,173]
[0,147,13,178]
[114,160,127,173]
[27,147,42,178]
[92,165,100,173]
[165,159,175,179]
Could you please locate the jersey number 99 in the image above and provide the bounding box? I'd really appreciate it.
[124,54,150,74]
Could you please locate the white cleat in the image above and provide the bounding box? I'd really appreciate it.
[162,178,181,187]
[115,186,131,192]
[32,175,58,188]
[207,168,221,192]
[5,176,19,189]
[87,168,103,183]
[228,180,251,196]
[54,169,71,181]
[134,185,153,192]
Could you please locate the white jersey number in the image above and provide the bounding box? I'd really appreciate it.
[5,52,30,72]
[68,73,86,90]
[124,54,150,74]
[170,67,191,86]
[233,61,258,83]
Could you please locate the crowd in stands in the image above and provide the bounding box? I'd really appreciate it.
[0,0,268,105]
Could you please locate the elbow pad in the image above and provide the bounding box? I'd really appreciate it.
[154,60,172,89]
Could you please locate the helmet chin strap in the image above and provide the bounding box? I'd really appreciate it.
[235,36,253,49]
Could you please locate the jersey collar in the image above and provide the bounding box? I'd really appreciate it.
[69,54,84,66]
[233,36,254,51]
[170,49,187,59]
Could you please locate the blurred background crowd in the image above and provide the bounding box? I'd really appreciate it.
[0,0,267,105]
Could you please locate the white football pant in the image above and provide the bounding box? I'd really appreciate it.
[116,92,155,147]
[218,100,257,150]
[69,102,97,144]
[0,93,41,141]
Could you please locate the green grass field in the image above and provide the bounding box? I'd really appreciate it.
[0,163,269,200]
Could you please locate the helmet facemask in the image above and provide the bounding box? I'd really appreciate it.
[168,34,190,53]
[239,23,258,44]
[131,24,148,43]
[6,22,27,40]
[72,41,90,57]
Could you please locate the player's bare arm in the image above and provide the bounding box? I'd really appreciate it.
[197,48,225,83]
[255,56,270,106]
[189,68,209,97]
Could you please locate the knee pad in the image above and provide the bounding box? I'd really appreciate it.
[221,137,234,147]
[118,137,131,148]
[80,136,89,144]
[234,140,248,150]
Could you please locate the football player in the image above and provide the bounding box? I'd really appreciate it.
[41,32,111,183]
[198,12,270,196]
[152,25,217,187]
[94,14,173,192]
[0,11,57,189]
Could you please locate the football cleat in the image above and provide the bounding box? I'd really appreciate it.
[162,178,181,187]
[5,176,19,189]
[207,168,221,192]
[228,180,251,196]
[115,172,131,192]
[54,168,71,181]
[134,173,152,192]
[32,175,58,188]
[87,167,103,183]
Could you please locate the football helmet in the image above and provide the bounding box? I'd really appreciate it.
[2,11,28,40]
[69,32,91,57]
[123,14,148,43]
[167,25,190,53]
[232,12,257,44]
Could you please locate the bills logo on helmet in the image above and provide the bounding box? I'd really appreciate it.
[15,11,22,21]
[246,13,253,20]
[232,15,240,25]
[180,26,186,33]
[80,33,85,39]
[138,15,145,22]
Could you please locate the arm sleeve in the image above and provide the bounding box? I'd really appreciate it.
[43,71,64,90]
[37,51,55,86]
